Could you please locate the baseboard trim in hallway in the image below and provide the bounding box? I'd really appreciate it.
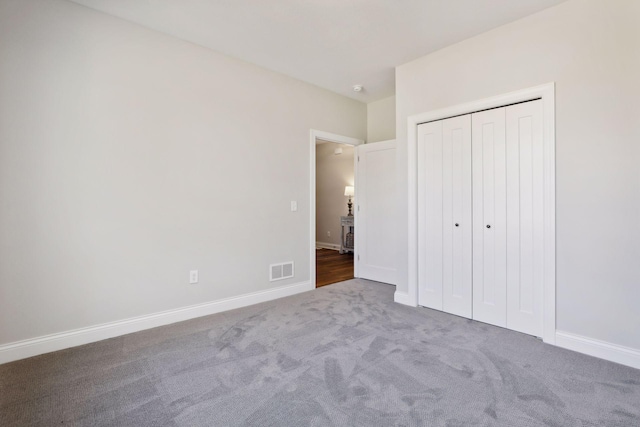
[0,280,312,365]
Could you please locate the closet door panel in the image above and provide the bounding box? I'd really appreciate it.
[442,115,472,318]
[417,121,443,310]
[506,100,544,336]
[472,108,507,328]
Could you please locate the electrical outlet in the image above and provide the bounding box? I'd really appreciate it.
[189,270,198,284]
[290,201,298,212]
[327,231,331,237]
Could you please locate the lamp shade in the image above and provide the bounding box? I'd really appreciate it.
[344,186,355,197]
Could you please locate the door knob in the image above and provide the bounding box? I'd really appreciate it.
[486,225,491,229]
[455,223,459,227]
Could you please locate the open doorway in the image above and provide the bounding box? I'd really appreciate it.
[316,140,354,287]
[309,130,363,288]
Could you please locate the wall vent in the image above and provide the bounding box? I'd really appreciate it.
[270,261,294,282]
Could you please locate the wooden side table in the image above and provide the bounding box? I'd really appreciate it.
[340,215,354,254]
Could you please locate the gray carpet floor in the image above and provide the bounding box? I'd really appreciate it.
[1,279,639,426]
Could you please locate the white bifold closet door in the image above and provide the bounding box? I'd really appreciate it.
[472,100,543,336]
[472,100,544,336]
[472,107,508,327]
[417,115,472,318]
[417,99,544,337]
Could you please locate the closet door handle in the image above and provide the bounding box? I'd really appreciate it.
[455,223,459,227]
[486,225,491,229]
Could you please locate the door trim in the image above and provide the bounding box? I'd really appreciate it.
[405,83,556,344]
[310,130,364,288]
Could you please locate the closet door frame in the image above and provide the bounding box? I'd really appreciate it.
[404,83,556,345]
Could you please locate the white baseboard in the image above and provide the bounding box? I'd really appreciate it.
[316,241,340,251]
[394,291,414,306]
[0,281,313,365]
[555,330,640,370]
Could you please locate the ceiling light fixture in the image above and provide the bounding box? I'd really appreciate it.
[352,85,363,92]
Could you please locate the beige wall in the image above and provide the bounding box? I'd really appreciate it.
[367,96,396,143]
[396,0,640,348]
[0,0,366,345]
[315,142,354,247]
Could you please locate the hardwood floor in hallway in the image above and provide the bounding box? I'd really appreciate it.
[316,248,354,288]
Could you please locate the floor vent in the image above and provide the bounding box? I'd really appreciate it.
[270,261,294,282]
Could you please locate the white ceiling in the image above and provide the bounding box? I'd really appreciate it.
[69,0,566,103]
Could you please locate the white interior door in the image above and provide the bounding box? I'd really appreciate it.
[505,100,544,337]
[356,140,396,284]
[472,107,508,328]
[417,117,472,316]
